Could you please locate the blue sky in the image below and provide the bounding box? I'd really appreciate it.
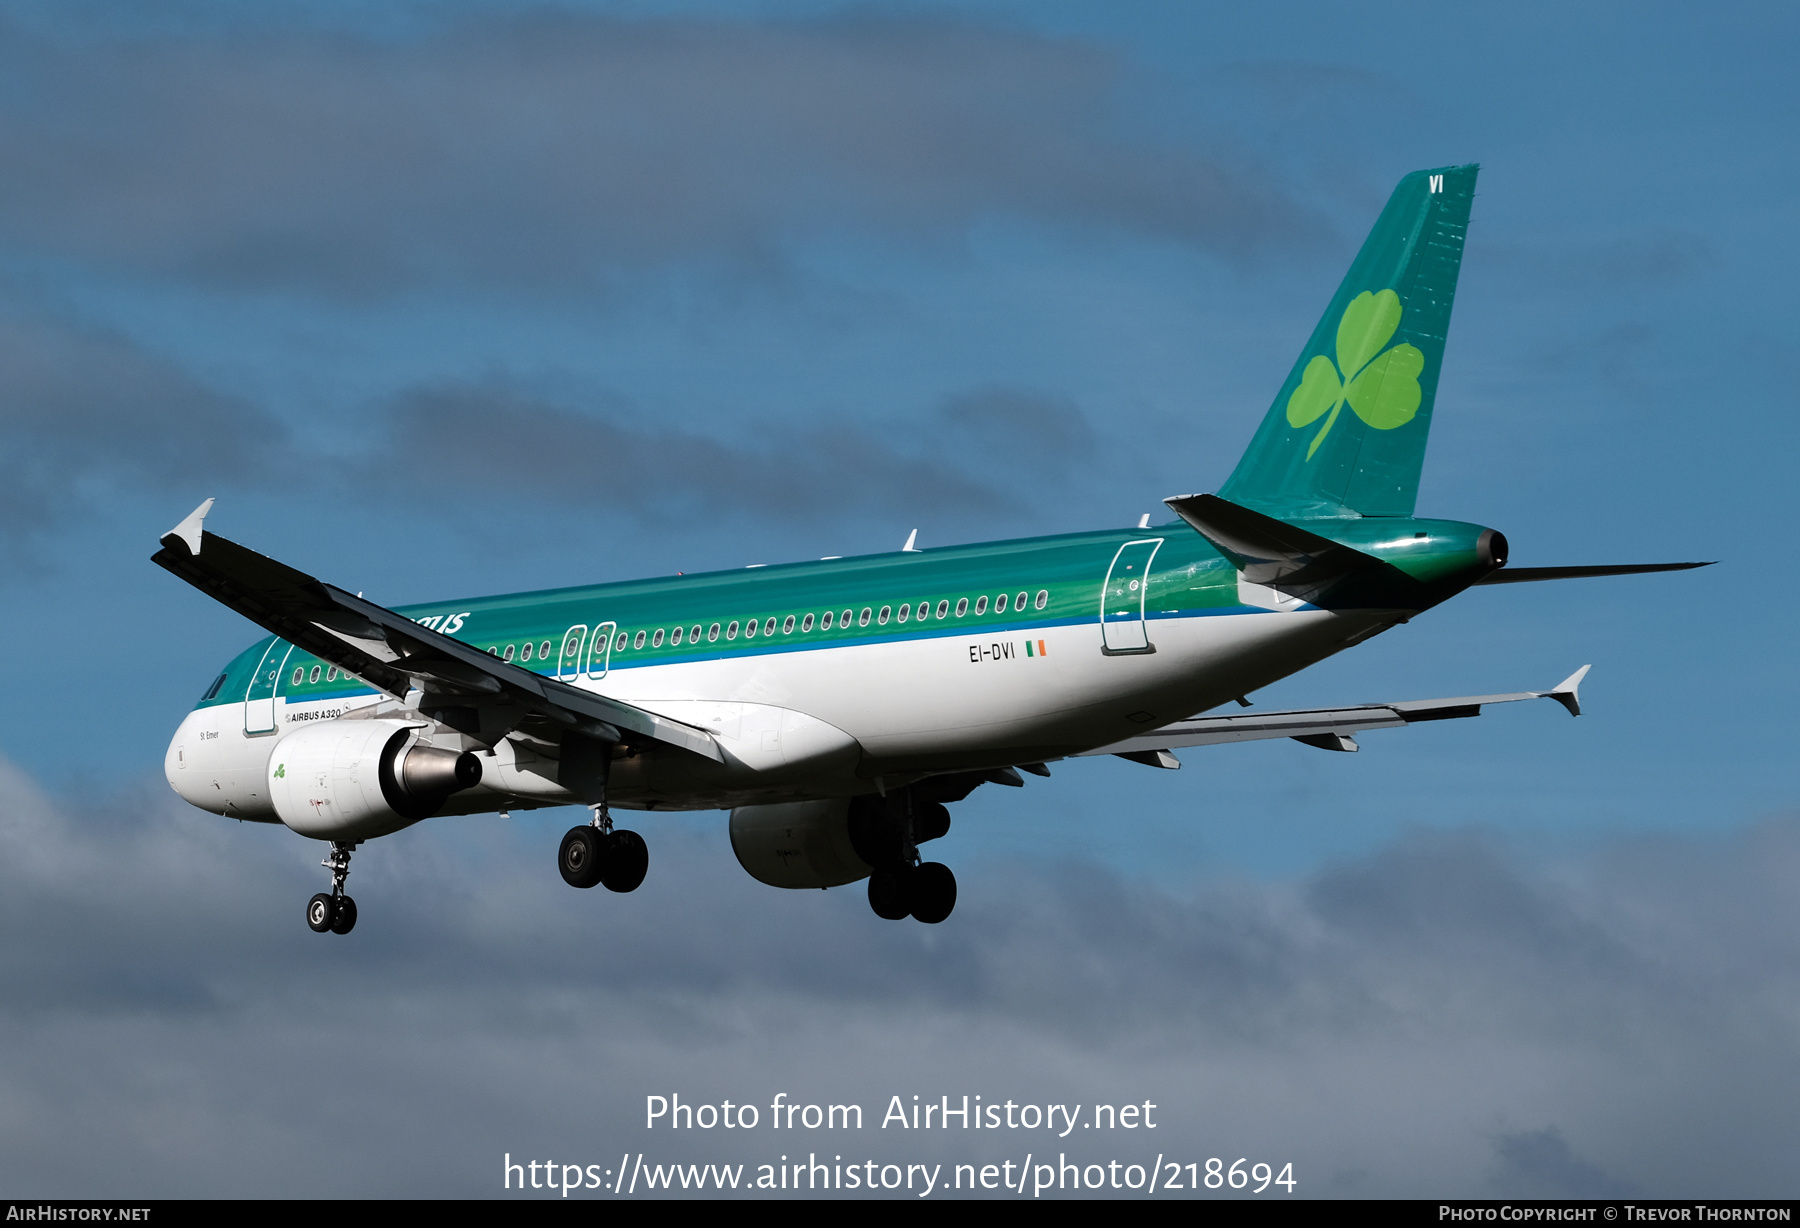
[0,0,1794,1198]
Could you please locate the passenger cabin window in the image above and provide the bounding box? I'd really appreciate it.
[670,626,683,645]
[936,600,949,619]
[540,640,552,659]
[503,644,515,662]
[326,668,338,682]
[564,631,583,658]
[840,609,853,627]
[763,617,776,636]
[821,611,834,629]
[917,602,929,621]
[292,667,304,685]
[633,630,647,649]
[896,603,909,623]
[709,623,721,642]
[615,632,628,651]
[802,613,814,632]
[877,606,890,625]
[995,593,1008,613]
[310,665,322,683]
[858,607,871,627]
[690,625,701,643]
[520,642,533,662]
[955,598,968,617]
[782,615,795,634]
[1015,591,1027,612]
[727,621,739,640]
[974,596,988,615]
[1035,589,1049,609]
[745,618,757,638]
[652,629,664,647]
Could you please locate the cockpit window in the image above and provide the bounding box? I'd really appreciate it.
[201,673,227,701]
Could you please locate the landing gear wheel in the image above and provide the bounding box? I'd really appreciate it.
[307,893,337,933]
[329,896,358,935]
[868,866,913,920]
[600,830,648,893]
[559,826,605,889]
[910,862,957,924]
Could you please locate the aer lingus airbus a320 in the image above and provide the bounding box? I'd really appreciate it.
[156,165,1706,934]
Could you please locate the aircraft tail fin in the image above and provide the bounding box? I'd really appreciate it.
[1218,164,1477,519]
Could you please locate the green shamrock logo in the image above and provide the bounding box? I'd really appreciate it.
[1285,289,1425,459]
[274,763,286,778]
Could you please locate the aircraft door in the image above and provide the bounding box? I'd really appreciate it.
[557,625,588,683]
[587,622,616,681]
[1099,538,1164,654]
[244,640,291,734]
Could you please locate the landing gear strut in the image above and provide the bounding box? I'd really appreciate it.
[557,758,648,893]
[306,841,359,935]
[854,792,957,924]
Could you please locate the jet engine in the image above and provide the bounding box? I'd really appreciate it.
[729,793,951,889]
[730,799,870,889]
[268,718,481,841]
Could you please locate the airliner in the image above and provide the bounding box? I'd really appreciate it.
[155,165,1705,933]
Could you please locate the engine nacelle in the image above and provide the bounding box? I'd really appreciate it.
[729,794,952,889]
[729,800,872,889]
[268,719,481,841]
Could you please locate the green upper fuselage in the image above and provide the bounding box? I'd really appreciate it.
[196,515,1498,710]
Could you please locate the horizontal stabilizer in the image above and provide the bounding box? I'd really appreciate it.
[1475,562,1713,585]
[153,506,721,762]
[1076,668,1591,759]
[1163,492,1422,607]
[1164,492,1381,600]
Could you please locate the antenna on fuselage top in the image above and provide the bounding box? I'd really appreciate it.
[902,530,920,552]
[1138,514,1151,529]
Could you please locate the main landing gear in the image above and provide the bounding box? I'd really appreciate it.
[559,808,649,893]
[306,841,359,935]
[868,860,957,925]
[851,792,957,924]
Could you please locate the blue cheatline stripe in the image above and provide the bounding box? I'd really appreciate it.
[203,604,1272,706]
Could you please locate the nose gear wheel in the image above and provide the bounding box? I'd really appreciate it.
[305,841,359,935]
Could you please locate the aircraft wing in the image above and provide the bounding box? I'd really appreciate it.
[1076,666,1590,765]
[151,500,722,762]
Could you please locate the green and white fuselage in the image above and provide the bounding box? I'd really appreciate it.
[165,514,1496,819]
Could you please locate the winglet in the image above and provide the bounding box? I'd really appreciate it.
[1547,664,1590,717]
[161,499,215,557]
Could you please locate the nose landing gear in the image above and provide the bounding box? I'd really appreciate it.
[305,841,359,935]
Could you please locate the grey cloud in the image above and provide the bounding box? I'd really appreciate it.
[0,12,1315,296]
[358,378,1100,531]
[0,311,282,562]
[936,386,1097,478]
[2,752,1798,1196]
[1484,231,1714,295]
[1491,1128,1638,1198]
